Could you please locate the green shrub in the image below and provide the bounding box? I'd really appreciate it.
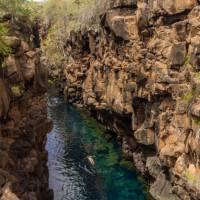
[0,0,42,64]
[183,90,195,104]
[11,85,21,96]
[48,79,54,86]
[184,170,197,184]
[104,151,118,167]
[0,43,11,61]
[195,72,200,80]
[0,24,11,64]
[120,159,134,171]
[192,117,200,125]
[48,77,59,86]
[184,55,190,66]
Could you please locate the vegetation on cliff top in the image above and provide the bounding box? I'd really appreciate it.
[0,0,40,65]
[0,0,33,19]
[0,0,108,76]
[41,0,107,67]
[0,0,107,67]
[42,0,106,31]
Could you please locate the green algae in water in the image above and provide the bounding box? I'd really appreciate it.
[104,150,119,167]
[120,159,135,171]
[79,108,147,199]
[46,93,147,200]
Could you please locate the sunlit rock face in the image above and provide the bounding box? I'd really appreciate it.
[159,0,197,14]
[0,16,52,200]
[54,0,200,199]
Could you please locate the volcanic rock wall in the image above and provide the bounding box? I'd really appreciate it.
[61,0,200,199]
[0,16,52,200]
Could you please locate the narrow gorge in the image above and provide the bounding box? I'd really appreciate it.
[51,0,200,199]
[1,0,200,200]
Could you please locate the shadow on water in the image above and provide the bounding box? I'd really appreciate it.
[46,92,147,200]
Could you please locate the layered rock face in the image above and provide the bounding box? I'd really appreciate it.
[61,0,200,199]
[0,16,52,199]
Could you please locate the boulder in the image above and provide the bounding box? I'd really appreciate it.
[190,100,200,117]
[136,1,151,32]
[146,156,162,178]
[172,21,188,42]
[150,172,181,200]
[108,15,131,40]
[5,56,19,77]
[134,127,155,145]
[159,0,197,15]
[159,135,185,167]
[22,59,36,81]
[133,152,146,174]
[20,41,29,53]
[174,154,188,175]
[0,184,20,200]
[169,42,186,67]
[106,10,137,40]
[189,44,200,70]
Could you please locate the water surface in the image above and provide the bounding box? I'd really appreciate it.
[46,93,147,200]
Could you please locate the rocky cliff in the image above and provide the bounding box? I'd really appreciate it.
[0,15,52,200]
[55,0,200,199]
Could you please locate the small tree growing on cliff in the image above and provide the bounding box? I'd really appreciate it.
[0,0,32,19]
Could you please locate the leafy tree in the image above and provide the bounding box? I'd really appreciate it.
[0,0,31,17]
[23,0,43,20]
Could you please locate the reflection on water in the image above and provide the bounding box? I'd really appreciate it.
[46,94,147,200]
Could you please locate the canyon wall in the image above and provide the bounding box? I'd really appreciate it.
[0,16,52,199]
[58,0,200,199]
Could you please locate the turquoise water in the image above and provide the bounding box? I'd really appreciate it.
[46,94,147,200]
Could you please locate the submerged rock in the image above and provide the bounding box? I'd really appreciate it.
[87,156,96,166]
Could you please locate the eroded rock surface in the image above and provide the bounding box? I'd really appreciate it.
[0,16,52,200]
